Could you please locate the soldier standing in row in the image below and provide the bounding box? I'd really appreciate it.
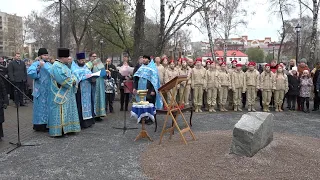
[245,62,259,112]
[231,64,245,112]
[192,58,206,112]
[155,57,165,86]
[164,60,179,104]
[260,64,275,112]
[218,62,231,112]
[206,61,219,112]
[274,65,288,112]
[178,58,191,106]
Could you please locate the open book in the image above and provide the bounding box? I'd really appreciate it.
[91,69,107,77]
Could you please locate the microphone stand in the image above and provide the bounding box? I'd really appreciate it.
[110,68,138,134]
[0,73,38,154]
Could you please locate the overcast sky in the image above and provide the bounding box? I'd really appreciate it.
[0,0,298,42]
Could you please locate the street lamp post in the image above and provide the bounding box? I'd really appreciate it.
[59,0,63,47]
[100,39,104,60]
[295,24,301,62]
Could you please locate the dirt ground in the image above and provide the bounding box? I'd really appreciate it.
[141,131,320,180]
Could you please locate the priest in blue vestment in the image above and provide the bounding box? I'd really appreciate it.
[72,52,95,128]
[133,55,163,124]
[48,48,80,136]
[27,48,52,132]
[86,54,106,121]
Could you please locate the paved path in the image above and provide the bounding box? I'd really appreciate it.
[0,100,38,152]
[0,101,319,179]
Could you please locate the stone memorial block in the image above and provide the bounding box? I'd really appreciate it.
[230,112,274,157]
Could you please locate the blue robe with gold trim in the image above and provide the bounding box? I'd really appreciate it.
[71,62,93,120]
[27,60,52,126]
[48,61,80,136]
[86,59,106,117]
[134,60,163,109]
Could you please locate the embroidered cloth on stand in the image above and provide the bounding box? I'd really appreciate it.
[131,103,156,123]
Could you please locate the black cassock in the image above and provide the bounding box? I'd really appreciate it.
[133,76,156,104]
[75,82,95,129]
[0,77,8,138]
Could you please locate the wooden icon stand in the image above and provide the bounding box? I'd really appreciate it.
[134,117,153,142]
[158,75,196,145]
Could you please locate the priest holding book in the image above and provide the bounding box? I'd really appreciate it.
[72,52,95,128]
[86,53,107,121]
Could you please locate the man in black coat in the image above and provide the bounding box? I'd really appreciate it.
[105,58,118,81]
[287,67,300,111]
[0,76,9,139]
[7,53,27,106]
[0,57,8,94]
[312,62,320,111]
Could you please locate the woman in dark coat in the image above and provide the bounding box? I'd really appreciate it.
[287,67,300,110]
[0,77,9,139]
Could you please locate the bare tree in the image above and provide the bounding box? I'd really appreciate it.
[144,17,160,55]
[91,0,134,56]
[269,0,294,61]
[132,0,146,63]
[156,0,214,56]
[281,16,314,61]
[213,0,248,61]
[299,0,320,64]
[200,0,217,60]
[24,11,58,56]
[44,0,101,53]
[166,29,192,59]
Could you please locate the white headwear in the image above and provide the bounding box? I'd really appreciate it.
[303,69,309,74]
[292,66,298,71]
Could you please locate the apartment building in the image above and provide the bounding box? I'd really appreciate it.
[0,11,23,57]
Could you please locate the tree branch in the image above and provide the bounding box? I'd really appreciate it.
[164,1,184,30]
[78,0,101,44]
[299,0,313,11]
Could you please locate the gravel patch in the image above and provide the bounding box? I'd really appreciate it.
[141,131,320,180]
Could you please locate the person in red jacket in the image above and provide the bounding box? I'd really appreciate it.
[270,60,278,73]
[297,58,310,77]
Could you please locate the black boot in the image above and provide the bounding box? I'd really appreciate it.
[301,103,305,113]
[306,101,310,113]
[95,117,103,122]
[312,101,319,111]
[120,90,124,111]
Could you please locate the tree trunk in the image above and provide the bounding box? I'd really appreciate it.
[202,1,215,60]
[309,1,319,65]
[156,0,165,56]
[132,0,145,65]
[278,32,285,61]
[277,0,285,62]
[223,33,228,62]
[76,41,80,53]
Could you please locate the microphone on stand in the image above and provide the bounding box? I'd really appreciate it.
[0,73,38,154]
